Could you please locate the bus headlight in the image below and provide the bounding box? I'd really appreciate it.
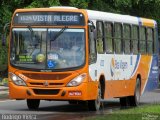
[67,73,86,87]
[9,73,26,86]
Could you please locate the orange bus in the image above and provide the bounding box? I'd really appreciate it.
[8,7,159,111]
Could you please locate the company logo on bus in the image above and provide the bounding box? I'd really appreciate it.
[44,81,49,87]
[110,58,128,77]
[110,58,115,77]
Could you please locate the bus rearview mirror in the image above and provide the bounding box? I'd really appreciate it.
[88,21,95,32]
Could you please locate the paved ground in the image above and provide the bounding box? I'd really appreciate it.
[0,88,160,120]
[140,89,160,104]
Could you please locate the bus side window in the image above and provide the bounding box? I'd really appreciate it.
[123,24,131,54]
[104,22,114,53]
[139,27,147,54]
[114,23,122,54]
[131,25,139,54]
[96,21,105,54]
[147,28,153,55]
[89,24,97,64]
[153,28,157,54]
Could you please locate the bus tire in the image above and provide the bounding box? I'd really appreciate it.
[68,100,78,104]
[88,83,102,111]
[129,78,141,106]
[27,99,40,110]
[120,97,129,108]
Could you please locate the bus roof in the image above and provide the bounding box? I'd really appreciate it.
[13,7,156,28]
[86,10,156,27]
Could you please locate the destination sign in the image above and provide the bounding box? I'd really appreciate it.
[13,12,85,26]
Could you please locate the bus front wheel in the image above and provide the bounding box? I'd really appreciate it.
[88,84,102,111]
[27,99,40,110]
[68,100,78,104]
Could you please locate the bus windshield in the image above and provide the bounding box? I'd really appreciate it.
[10,28,85,70]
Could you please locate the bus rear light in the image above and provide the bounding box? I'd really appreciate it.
[68,91,82,96]
[9,72,26,86]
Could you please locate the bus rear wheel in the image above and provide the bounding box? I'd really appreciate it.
[88,84,102,111]
[129,78,141,106]
[120,97,129,107]
[27,99,40,110]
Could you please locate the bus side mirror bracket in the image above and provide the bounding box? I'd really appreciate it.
[88,20,95,32]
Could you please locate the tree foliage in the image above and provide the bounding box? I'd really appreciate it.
[1,0,160,28]
[0,0,160,74]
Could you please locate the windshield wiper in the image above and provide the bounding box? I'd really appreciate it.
[27,25,34,45]
[49,26,68,50]
[50,26,68,42]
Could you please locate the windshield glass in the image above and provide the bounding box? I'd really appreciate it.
[10,28,85,70]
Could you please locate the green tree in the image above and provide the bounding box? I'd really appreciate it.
[26,0,60,8]
[69,0,88,9]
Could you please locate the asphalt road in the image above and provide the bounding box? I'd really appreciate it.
[0,89,160,120]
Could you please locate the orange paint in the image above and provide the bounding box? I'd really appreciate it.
[141,18,155,27]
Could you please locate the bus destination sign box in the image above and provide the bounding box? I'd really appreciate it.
[13,12,85,26]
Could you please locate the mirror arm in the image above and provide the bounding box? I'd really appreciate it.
[2,23,10,46]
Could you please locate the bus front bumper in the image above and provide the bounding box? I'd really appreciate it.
[9,82,97,101]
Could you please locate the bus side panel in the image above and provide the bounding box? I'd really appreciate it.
[136,55,151,94]
[132,55,158,95]
[110,55,155,97]
[89,54,142,99]
[89,54,158,99]
[142,55,159,93]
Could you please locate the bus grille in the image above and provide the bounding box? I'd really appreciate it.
[33,89,60,95]
[29,82,63,86]
[22,73,71,80]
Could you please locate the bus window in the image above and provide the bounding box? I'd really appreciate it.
[96,21,105,53]
[89,25,97,64]
[147,28,153,54]
[131,25,139,54]
[123,24,131,54]
[153,29,157,54]
[11,28,85,70]
[48,29,85,68]
[114,23,122,54]
[139,27,146,54]
[104,22,114,53]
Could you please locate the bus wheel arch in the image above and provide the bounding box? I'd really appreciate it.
[99,75,105,99]
[136,74,142,96]
[136,74,141,102]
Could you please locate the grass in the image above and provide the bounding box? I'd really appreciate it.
[118,104,160,114]
[86,104,160,120]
